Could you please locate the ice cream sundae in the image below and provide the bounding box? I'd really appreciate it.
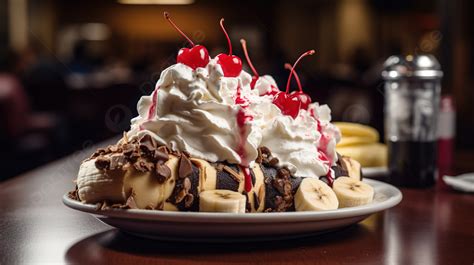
[68,13,374,213]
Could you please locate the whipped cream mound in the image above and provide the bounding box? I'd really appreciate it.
[128,59,259,167]
[128,58,341,178]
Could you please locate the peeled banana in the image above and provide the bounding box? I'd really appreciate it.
[73,135,375,213]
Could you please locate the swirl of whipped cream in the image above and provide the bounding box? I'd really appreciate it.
[128,59,260,166]
[250,99,340,177]
[128,58,340,177]
[254,75,278,96]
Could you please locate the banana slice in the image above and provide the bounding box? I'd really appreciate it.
[333,177,374,208]
[334,122,379,142]
[77,158,127,204]
[199,190,246,213]
[294,178,339,211]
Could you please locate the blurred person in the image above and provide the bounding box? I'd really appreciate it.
[0,49,69,180]
[20,41,67,111]
[0,50,29,141]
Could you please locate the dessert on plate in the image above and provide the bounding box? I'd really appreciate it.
[68,13,374,213]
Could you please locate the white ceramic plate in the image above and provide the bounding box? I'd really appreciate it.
[362,167,388,178]
[63,179,402,242]
[443,173,474,193]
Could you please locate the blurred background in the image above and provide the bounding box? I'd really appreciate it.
[0,0,473,180]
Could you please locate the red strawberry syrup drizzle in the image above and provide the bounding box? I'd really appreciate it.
[235,83,254,192]
[147,87,159,120]
[311,111,334,185]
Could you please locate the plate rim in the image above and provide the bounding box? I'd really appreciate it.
[63,179,402,223]
[362,166,388,178]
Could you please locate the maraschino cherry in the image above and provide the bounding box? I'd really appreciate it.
[216,19,242,77]
[273,50,315,118]
[284,63,312,110]
[164,12,209,70]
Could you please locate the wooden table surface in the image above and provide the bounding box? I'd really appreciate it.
[1,138,473,265]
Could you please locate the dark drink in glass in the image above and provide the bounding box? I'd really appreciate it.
[388,140,436,187]
[382,55,442,188]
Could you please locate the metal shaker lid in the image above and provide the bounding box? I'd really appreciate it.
[382,54,443,80]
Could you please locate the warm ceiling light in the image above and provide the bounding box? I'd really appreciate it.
[118,0,194,4]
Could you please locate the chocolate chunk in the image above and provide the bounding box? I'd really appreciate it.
[157,146,169,154]
[274,196,285,212]
[109,155,127,170]
[91,148,108,159]
[183,177,191,192]
[122,143,135,156]
[153,150,169,162]
[283,182,292,194]
[178,155,193,179]
[68,188,79,201]
[139,141,155,155]
[155,162,171,183]
[272,178,287,194]
[332,165,348,178]
[215,163,225,171]
[260,164,278,179]
[175,189,187,204]
[216,168,240,191]
[139,134,156,154]
[108,145,121,153]
[277,168,291,178]
[128,151,140,162]
[290,177,303,193]
[95,156,110,170]
[133,158,154,172]
[269,157,279,167]
[260,146,271,156]
[184,194,194,208]
[99,201,110,210]
[223,165,241,182]
[319,176,329,185]
[124,195,138,209]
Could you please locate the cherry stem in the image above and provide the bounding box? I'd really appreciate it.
[284,63,302,92]
[285,50,315,93]
[220,18,232,55]
[164,12,195,47]
[240,39,259,77]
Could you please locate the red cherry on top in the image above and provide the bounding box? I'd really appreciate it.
[272,92,301,118]
[273,50,315,118]
[216,18,242,77]
[164,12,209,70]
[240,39,259,89]
[285,63,312,110]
